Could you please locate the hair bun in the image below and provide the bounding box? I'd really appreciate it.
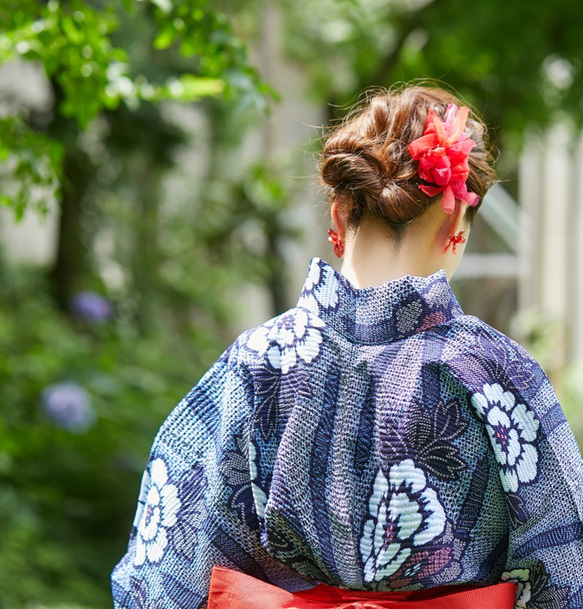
[321,134,388,218]
[320,85,495,232]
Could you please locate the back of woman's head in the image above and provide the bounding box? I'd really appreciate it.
[320,85,496,231]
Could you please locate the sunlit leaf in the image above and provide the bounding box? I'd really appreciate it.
[154,25,175,50]
[164,75,224,101]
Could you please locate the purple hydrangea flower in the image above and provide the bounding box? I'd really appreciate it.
[70,291,113,322]
[42,382,95,432]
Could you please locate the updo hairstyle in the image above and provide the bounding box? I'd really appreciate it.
[320,85,496,235]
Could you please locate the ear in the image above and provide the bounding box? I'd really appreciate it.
[437,200,471,279]
[444,201,471,244]
[330,199,348,240]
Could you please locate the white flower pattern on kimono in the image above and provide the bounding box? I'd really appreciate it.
[247,310,324,374]
[472,383,539,492]
[301,262,340,312]
[501,569,531,608]
[134,457,180,566]
[360,459,446,583]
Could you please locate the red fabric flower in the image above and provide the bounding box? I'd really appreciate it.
[408,104,479,214]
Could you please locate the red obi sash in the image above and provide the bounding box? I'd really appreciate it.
[208,567,517,609]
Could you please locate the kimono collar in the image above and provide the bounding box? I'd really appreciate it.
[297,258,464,345]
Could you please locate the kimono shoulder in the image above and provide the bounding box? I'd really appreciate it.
[111,327,313,609]
[443,314,569,431]
[236,306,326,375]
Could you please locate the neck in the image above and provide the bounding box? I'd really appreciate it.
[339,208,462,288]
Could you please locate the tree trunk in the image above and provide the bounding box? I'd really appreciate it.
[50,140,92,311]
[47,78,93,311]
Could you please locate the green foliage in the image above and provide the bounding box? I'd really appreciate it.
[0,260,226,608]
[510,309,583,447]
[0,0,269,219]
[0,0,127,128]
[0,115,63,219]
[280,0,583,147]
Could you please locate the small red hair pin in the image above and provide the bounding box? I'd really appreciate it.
[408,104,479,214]
[327,229,345,258]
[444,230,467,254]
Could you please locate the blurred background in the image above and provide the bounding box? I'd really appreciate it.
[2,0,583,606]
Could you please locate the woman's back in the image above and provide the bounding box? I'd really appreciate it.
[112,85,583,608]
[113,259,583,606]
[237,259,582,597]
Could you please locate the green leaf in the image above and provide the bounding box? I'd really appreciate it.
[153,25,175,50]
[0,115,63,221]
[164,75,224,101]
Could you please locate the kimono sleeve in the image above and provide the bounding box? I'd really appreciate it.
[470,346,583,606]
[111,341,280,609]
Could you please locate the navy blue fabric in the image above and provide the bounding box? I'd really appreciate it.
[112,258,583,608]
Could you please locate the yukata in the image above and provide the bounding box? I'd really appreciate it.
[112,258,583,608]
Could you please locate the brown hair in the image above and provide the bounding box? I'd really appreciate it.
[320,84,496,236]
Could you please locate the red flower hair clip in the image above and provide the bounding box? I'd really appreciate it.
[408,104,479,214]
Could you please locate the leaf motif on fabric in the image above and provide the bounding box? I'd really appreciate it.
[502,562,571,609]
[172,462,209,561]
[129,577,148,609]
[252,362,314,441]
[379,422,410,464]
[401,399,468,481]
[456,456,491,541]
[433,398,467,441]
[473,328,537,393]
[390,539,454,588]
[264,513,332,584]
[506,491,529,527]
[129,576,165,609]
[252,366,282,440]
[309,360,341,575]
[219,434,258,529]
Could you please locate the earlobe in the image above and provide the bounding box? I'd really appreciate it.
[444,230,467,254]
[440,201,470,255]
[329,200,347,258]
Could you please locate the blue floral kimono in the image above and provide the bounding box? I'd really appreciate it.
[112,258,583,608]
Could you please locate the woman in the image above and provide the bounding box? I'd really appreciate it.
[112,85,583,608]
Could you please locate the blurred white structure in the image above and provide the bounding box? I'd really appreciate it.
[0,59,57,264]
[518,126,582,368]
[456,183,520,280]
